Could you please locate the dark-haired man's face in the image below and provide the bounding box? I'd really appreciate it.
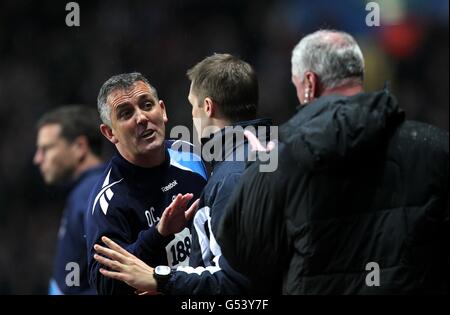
[33,124,78,184]
[102,81,168,166]
[188,83,210,142]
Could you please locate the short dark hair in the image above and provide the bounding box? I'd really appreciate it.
[97,72,158,126]
[187,54,258,122]
[37,105,103,157]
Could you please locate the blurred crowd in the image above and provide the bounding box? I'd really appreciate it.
[0,0,447,294]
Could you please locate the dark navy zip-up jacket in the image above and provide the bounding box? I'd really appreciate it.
[49,164,106,295]
[163,119,272,294]
[86,140,207,295]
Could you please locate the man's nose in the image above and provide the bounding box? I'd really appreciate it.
[135,108,148,125]
[33,150,42,165]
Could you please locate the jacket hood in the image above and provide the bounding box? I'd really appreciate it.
[279,90,405,170]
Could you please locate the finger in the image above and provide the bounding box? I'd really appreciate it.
[163,206,173,218]
[181,193,193,202]
[94,253,123,271]
[179,193,194,209]
[159,207,170,224]
[99,268,127,282]
[266,140,277,152]
[167,194,183,210]
[94,244,127,263]
[160,194,178,220]
[157,206,173,236]
[170,193,193,215]
[101,236,133,258]
[185,198,200,221]
[244,130,266,152]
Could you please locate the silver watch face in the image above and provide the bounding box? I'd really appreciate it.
[155,265,171,276]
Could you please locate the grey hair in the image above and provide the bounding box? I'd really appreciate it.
[291,30,365,89]
[97,72,158,126]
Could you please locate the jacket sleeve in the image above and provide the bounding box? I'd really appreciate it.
[86,201,173,295]
[166,255,250,294]
[165,172,250,294]
[217,163,289,293]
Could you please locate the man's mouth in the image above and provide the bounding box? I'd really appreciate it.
[140,129,156,139]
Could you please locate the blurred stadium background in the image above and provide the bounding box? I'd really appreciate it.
[0,0,448,294]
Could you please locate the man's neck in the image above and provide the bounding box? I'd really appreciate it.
[201,118,232,140]
[321,84,364,97]
[73,153,102,179]
[212,117,232,130]
[120,146,166,168]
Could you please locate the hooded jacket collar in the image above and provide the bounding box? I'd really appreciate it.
[280,90,405,170]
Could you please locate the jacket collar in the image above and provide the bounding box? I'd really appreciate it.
[201,118,272,169]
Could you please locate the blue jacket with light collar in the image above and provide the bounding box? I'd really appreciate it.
[86,140,207,295]
[163,119,272,295]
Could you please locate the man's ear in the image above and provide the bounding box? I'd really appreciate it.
[159,100,168,123]
[71,135,89,161]
[203,97,216,118]
[100,124,118,144]
[305,71,319,99]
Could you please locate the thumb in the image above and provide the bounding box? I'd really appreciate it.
[266,140,277,152]
[244,130,266,152]
[185,199,200,221]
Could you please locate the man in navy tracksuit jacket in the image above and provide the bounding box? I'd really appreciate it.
[34,105,105,295]
[86,73,207,295]
[92,54,274,295]
[51,164,106,294]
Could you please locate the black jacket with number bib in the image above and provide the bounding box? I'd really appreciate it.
[218,90,449,294]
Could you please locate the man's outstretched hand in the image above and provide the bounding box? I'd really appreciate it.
[244,130,276,152]
[94,236,157,294]
[157,193,200,237]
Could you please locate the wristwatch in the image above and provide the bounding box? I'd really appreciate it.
[153,265,173,293]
